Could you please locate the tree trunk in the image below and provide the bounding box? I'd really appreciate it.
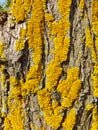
[0,0,98,130]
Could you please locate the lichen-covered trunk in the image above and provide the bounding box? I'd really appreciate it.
[0,0,98,130]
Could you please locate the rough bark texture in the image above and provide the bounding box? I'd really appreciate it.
[0,0,98,130]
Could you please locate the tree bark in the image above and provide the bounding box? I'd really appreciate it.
[0,0,98,130]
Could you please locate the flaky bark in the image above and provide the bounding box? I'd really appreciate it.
[0,0,98,130]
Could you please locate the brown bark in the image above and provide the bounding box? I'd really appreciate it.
[0,0,98,130]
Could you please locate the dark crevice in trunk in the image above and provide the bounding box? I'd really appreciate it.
[66,0,77,65]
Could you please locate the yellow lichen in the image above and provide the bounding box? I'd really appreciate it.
[85,27,94,49]
[4,77,24,130]
[46,0,71,91]
[10,76,18,86]
[0,65,5,72]
[91,0,98,53]
[1,74,6,88]
[0,42,6,59]
[79,0,84,8]
[85,0,98,98]
[1,0,92,129]
[21,0,46,95]
[86,104,94,111]
[15,28,26,51]
[62,108,76,130]
[41,127,45,130]
[46,60,62,91]
[91,106,98,130]
[58,0,72,17]
[30,123,34,129]
[26,0,45,49]
[51,22,58,35]
[86,26,98,97]
[38,88,63,129]
[45,13,54,22]
[44,105,63,129]
[52,100,59,109]
[0,42,4,55]
[44,112,63,129]
[21,0,46,96]
[1,98,7,118]
[4,100,24,130]
[92,0,98,36]
[57,67,81,108]
[85,27,97,62]
[10,0,32,23]
[22,65,42,96]
[38,88,53,115]
[38,1,81,129]
[45,13,54,28]
[92,63,98,97]
[78,0,85,16]
[0,68,7,117]
[90,0,98,98]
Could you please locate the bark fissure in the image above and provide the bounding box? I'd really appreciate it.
[0,0,98,130]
